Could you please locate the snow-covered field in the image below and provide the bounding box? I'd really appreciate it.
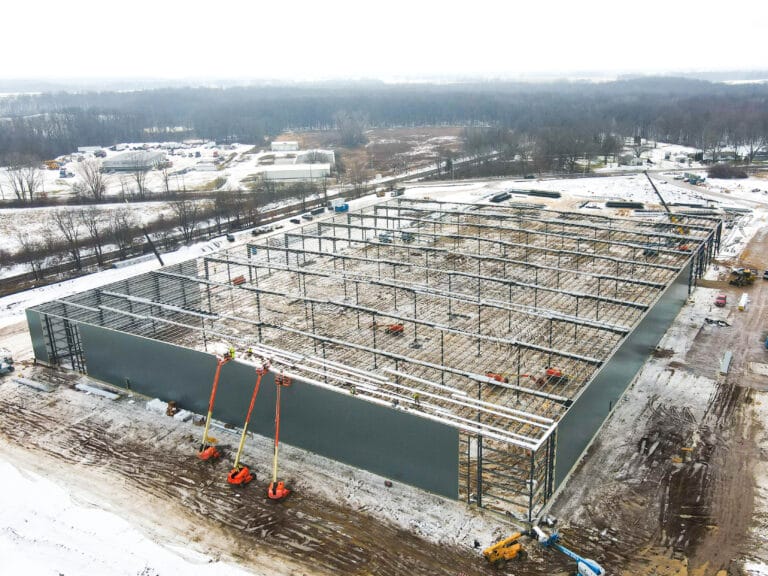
[0,460,253,576]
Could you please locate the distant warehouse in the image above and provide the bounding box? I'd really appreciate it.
[102,150,167,172]
[260,163,331,181]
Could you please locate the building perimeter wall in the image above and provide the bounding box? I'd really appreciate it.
[76,324,460,498]
[553,260,692,488]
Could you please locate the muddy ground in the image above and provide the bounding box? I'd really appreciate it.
[550,225,768,576]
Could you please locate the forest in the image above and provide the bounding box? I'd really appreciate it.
[1,77,767,166]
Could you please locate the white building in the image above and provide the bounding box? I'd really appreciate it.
[271,141,300,152]
[260,163,330,181]
[102,151,167,172]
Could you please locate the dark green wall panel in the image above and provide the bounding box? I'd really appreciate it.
[554,261,691,488]
[25,309,49,364]
[79,325,459,498]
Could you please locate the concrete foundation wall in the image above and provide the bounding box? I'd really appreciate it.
[553,261,692,487]
[78,324,460,498]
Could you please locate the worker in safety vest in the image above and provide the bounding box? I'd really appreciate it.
[228,345,235,359]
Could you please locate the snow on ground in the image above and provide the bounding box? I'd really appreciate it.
[744,384,768,575]
[0,201,176,254]
[0,459,254,576]
[0,238,226,329]
[716,209,768,262]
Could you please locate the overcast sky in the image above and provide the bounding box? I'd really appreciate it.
[3,0,766,81]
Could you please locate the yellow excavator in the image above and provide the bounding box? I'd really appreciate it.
[483,532,526,567]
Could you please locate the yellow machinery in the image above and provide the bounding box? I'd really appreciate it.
[730,267,757,287]
[644,171,689,235]
[483,532,525,566]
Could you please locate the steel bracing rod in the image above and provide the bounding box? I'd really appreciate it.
[400,195,721,230]
[381,368,555,427]
[390,197,720,236]
[147,272,601,419]
[270,236,651,310]
[281,229,669,307]
[349,213,688,269]
[210,253,632,334]
[99,290,218,319]
[258,226,668,291]
[369,205,699,249]
[156,268,603,365]
[308,219,681,274]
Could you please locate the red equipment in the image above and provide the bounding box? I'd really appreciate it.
[227,364,269,485]
[384,323,404,335]
[198,355,232,460]
[268,373,292,500]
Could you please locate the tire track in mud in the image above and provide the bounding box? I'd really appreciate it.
[0,383,491,576]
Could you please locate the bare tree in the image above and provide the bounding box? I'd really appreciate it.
[5,156,43,202]
[111,208,137,259]
[15,230,45,281]
[734,106,768,163]
[131,166,148,199]
[334,111,368,147]
[348,159,369,196]
[79,207,106,265]
[51,210,83,269]
[170,193,200,243]
[161,167,172,195]
[76,159,109,201]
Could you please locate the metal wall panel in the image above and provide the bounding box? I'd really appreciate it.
[554,261,691,488]
[25,309,49,364]
[79,324,459,498]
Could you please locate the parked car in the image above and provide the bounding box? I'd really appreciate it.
[290,218,301,224]
[226,234,235,242]
[714,294,727,307]
[301,214,313,221]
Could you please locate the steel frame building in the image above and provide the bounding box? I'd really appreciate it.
[26,198,721,521]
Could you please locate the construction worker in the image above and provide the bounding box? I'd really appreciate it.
[246,347,253,358]
[228,345,235,359]
[413,392,421,407]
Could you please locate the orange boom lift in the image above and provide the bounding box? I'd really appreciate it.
[268,372,292,500]
[227,363,269,485]
[198,354,233,460]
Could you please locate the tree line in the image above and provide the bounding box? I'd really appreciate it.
[1,180,329,283]
[1,78,767,165]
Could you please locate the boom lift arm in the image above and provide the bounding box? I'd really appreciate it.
[198,354,232,460]
[227,363,270,485]
[268,372,292,500]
